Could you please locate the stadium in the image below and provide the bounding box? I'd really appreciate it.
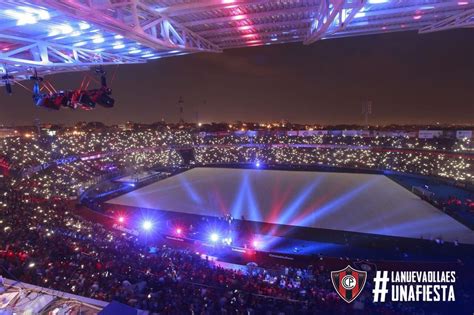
[1,128,473,314]
[1,1,474,314]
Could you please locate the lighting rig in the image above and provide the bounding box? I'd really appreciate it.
[3,67,115,111]
[33,67,114,110]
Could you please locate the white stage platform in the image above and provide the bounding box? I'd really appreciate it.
[107,168,474,244]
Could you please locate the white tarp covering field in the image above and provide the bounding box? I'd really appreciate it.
[107,168,474,244]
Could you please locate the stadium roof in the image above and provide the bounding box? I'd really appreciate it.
[0,277,107,314]
[1,0,473,80]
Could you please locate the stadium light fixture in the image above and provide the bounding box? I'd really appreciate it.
[91,35,105,43]
[252,240,261,249]
[142,220,153,231]
[73,41,87,47]
[210,232,220,243]
[78,22,91,30]
[113,44,126,49]
[368,0,389,4]
[118,216,125,223]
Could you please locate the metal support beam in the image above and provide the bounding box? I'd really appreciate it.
[1,0,471,62]
[304,0,365,45]
[304,0,345,44]
[154,0,270,17]
[199,18,313,38]
[0,65,91,84]
[33,0,222,53]
[215,27,307,44]
[136,0,461,21]
[0,34,144,66]
[0,34,144,82]
[182,5,321,28]
[419,8,474,33]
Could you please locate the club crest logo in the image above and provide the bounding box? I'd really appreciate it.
[331,265,367,303]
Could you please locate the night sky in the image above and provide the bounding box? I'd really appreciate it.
[0,29,473,126]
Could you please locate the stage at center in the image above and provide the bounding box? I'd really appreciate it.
[107,167,474,244]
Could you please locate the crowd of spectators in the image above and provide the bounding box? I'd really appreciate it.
[195,134,472,182]
[0,129,473,313]
[2,185,469,314]
[0,130,472,200]
[1,130,187,198]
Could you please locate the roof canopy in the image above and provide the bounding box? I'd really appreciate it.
[1,0,473,80]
